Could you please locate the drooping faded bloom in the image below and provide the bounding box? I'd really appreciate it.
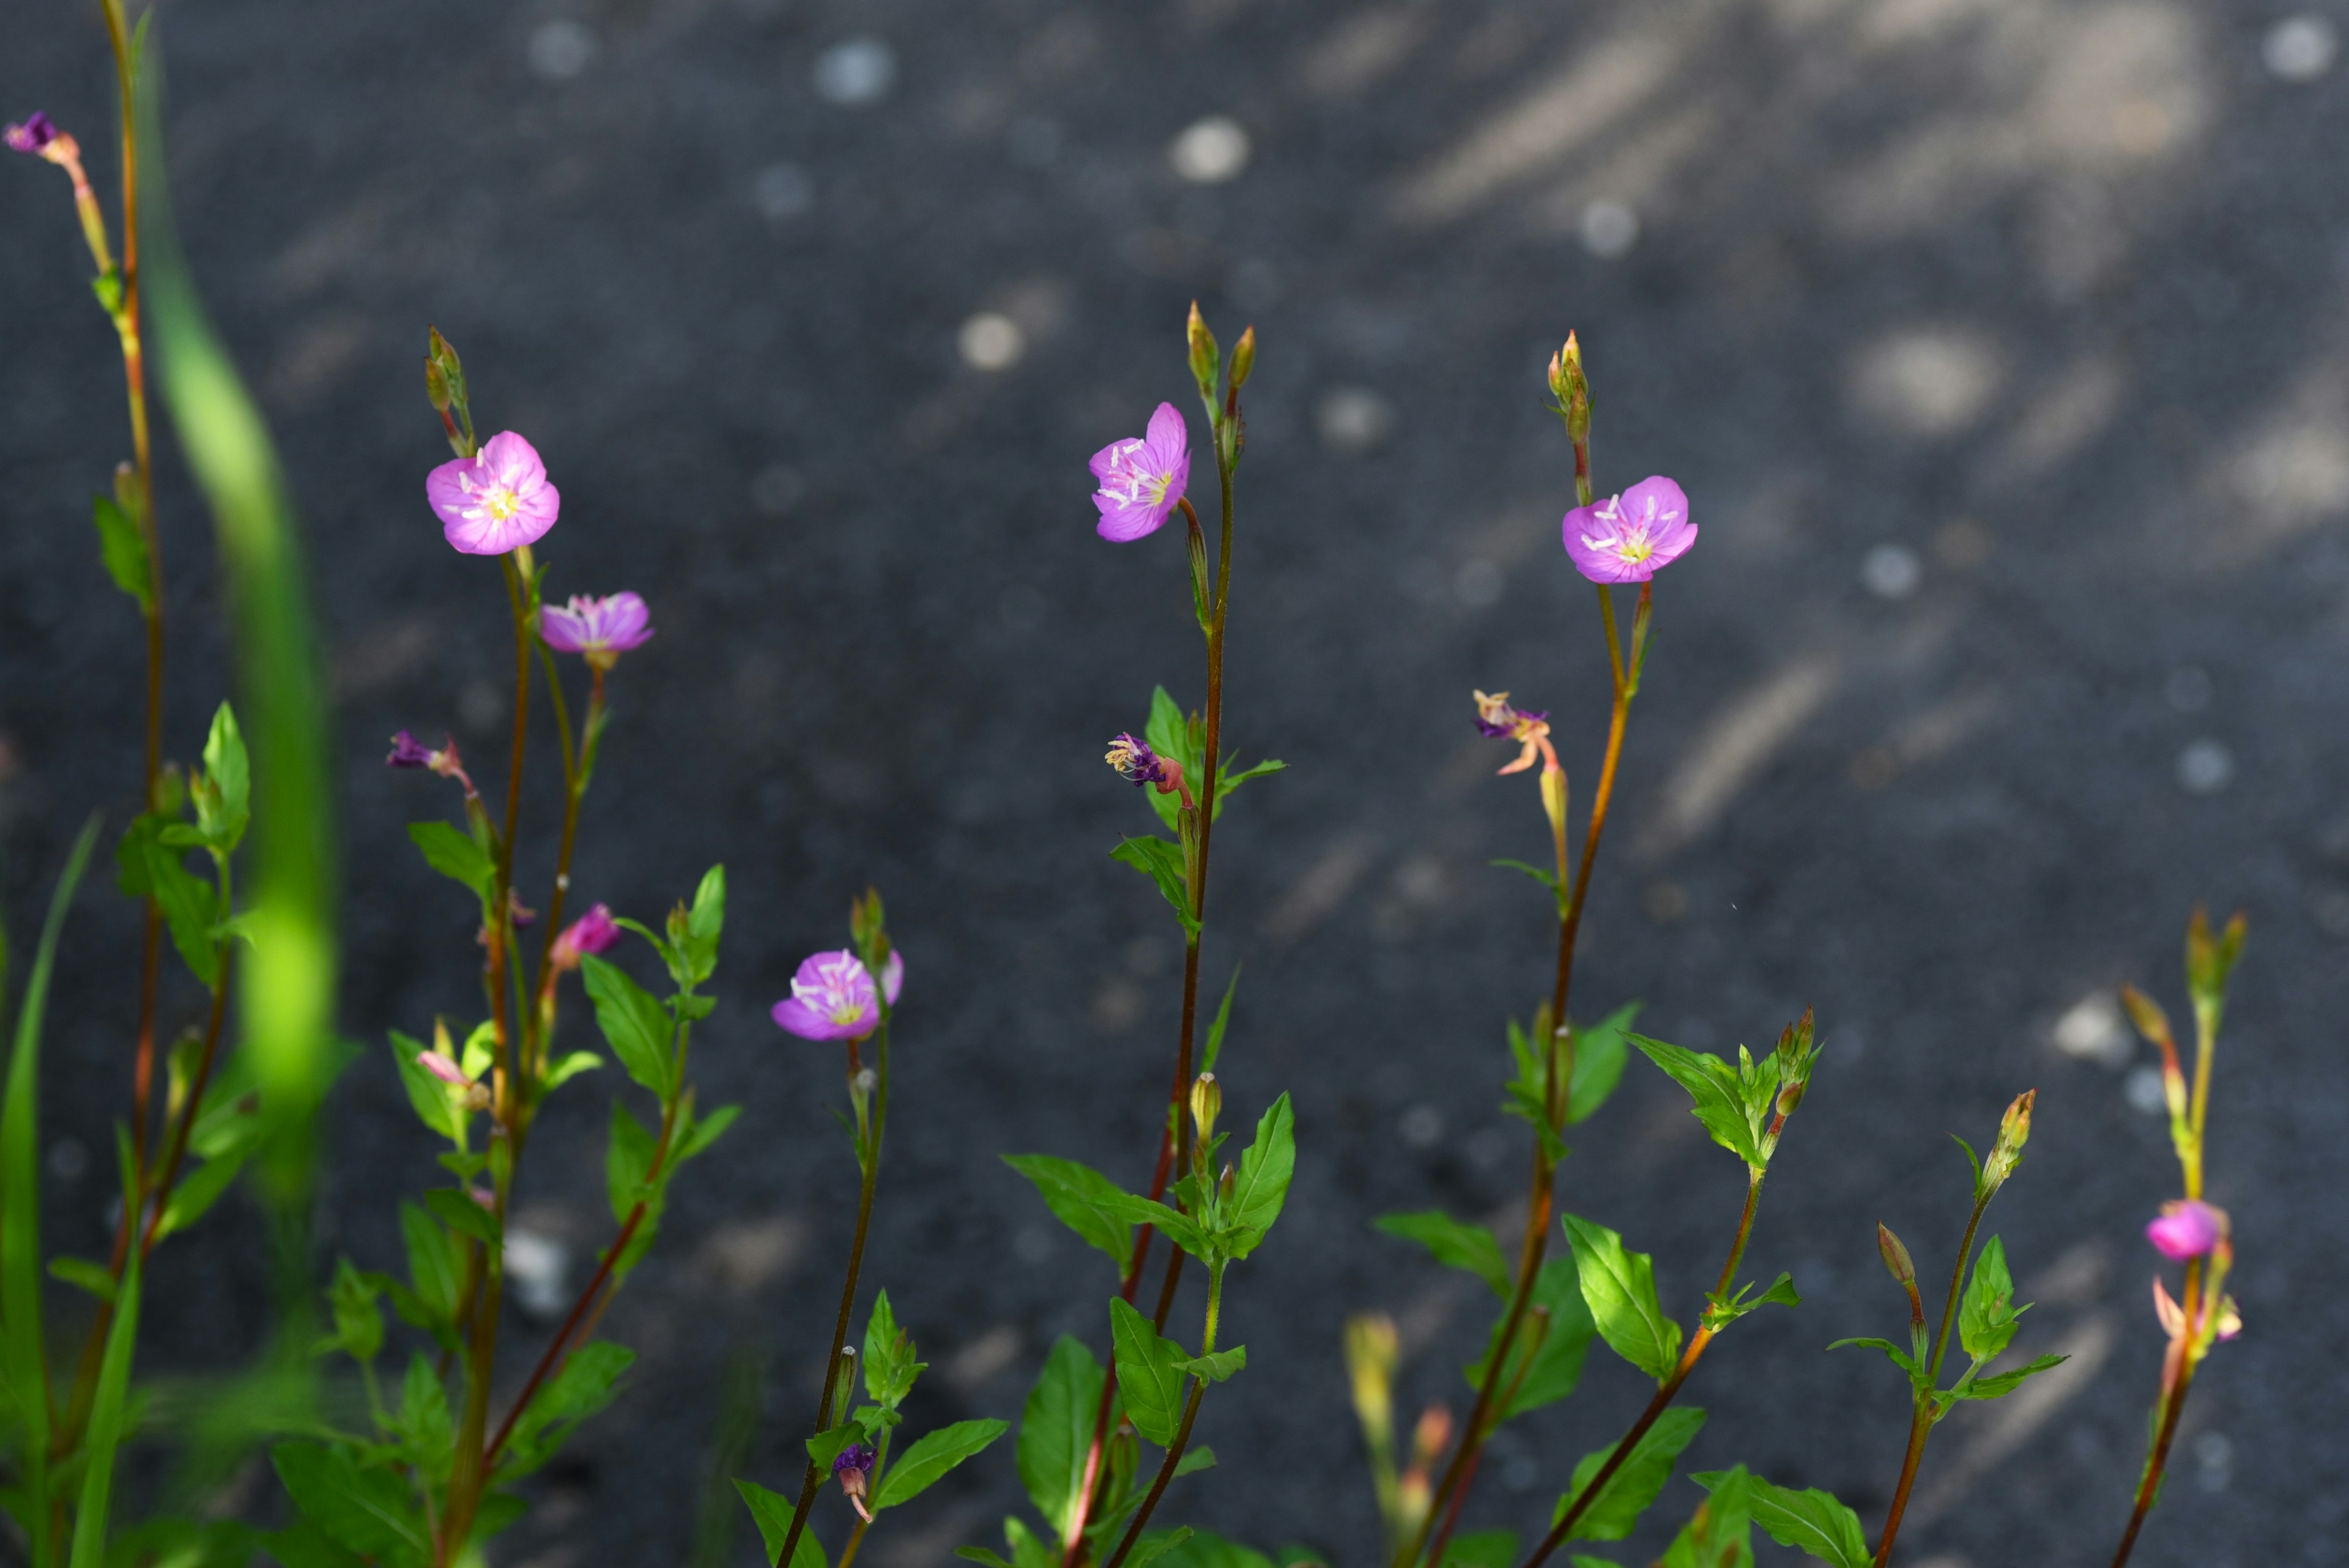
[550,904,621,970]
[2152,1277,2241,1343]
[1105,732,1190,804]
[427,431,562,555]
[1471,691,1556,776]
[1089,402,1190,542]
[2146,1199,2225,1261]
[771,948,905,1041]
[387,730,478,795]
[1562,475,1695,584]
[833,1443,878,1521]
[4,112,63,156]
[540,592,653,669]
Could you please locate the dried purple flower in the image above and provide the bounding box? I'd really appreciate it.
[4,112,62,156]
[540,592,653,670]
[833,1442,878,1520]
[1562,475,1696,585]
[771,949,905,1042]
[551,904,621,971]
[1089,403,1191,542]
[427,431,562,556]
[387,729,436,768]
[1471,690,1557,776]
[1106,733,1192,806]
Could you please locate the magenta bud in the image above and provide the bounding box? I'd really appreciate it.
[2146,1199,2226,1261]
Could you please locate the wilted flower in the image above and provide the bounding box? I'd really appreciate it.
[2146,1199,2226,1261]
[387,730,478,796]
[427,431,561,556]
[1105,732,1190,804]
[2152,1277,2242,1343]
[1471,691,1557,777]
[771,949,905,1042]
[540,592,654,670]
[833,1442,878,1521]
[1089,403,1191,542]
[4,112,64,157]
[550,904,621,970]
[1562,476,1694,585]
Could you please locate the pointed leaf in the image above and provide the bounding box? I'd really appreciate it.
[1565,1003,1639,1125]
[1109,1298,1189,1446]
[1181,1347,1246,1383]
[1375,1211,1512,1298]
[270,1442,428,1562]
[581,954,675,1099]
[1018,1335,1108,1538]
[1692,1472,1869,1568]
[1111,837,1198,938]
[1958,1236,2024,1364]
[1555,1406,1707,1541]
[1954,1352,2068,1400]
[1201,967,1241,1072]
[1004,1154,1133,1267]
[92,492,155,613]
[1628,1035,1762,1168]
[407,821,494,904]
[735,1480,826,1568]
[872,1418,1009,1510]
[1225,1093,1294,1257]
[1463,1257,1598,1419]
[1563,1215,1681,1384]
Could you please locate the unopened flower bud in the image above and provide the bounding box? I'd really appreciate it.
[1190,1072,1222,1144]
[1549,331,1590,448]
[1877,1222,1915,1288]
[1228,325,1256,391]
[1408,1405,1453,1469]
[1538,760,1569,843]
[425,357,451,414]
[1343,1313,1398,1439]
[1981,1088,2035,1191]
[1187,300,1220,400]
[550,904,620,971]
[2146,1198,2226,1261]
[1217,1162,1236,1205]
[851,886,888,953]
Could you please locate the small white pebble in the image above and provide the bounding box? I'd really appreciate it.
[2051,992,2132,1069]
[1170,116,1251,184]
[1316,386,1394,452]
[527,20,595,80]
[1861,542,1923,599]
[2176,738,2235,795]
[1400,1103,1445,1150]
[814,36,896,105]
[752,162,812,220]
[2263,14,2338,81]
[957,312,1025,371]
[1579,199,1639,258]
[503,1228,571,1320]
[2124,1064,2169,1115]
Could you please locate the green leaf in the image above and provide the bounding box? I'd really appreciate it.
[1181,1347,1246,1383]
[1090,1187,1215,1263]
[1128,1529,1197,1568]
[1825,1336,1924,1380]
[1954,1353,2068,1401]
[198,702,252,850]
[806,1420,869,1471]
[1442,1531,1519,1568]
[581,955,675,1099]
[425,1187,500,1247]
[1142,688,1194,834]
[736,1480,826,1568]
[48,1255,117,1303]
[1375,1211,1512,1298]
[1491,859,1560,893]
[1173,1445,1216,1477]
[397,1201,462,1334]
[1111,837,1198,939]
[606,1098,659,1223]
[69,1246,143,1568]
[1657,1465,1752,1568]
[407,821,494,904]
[1134,1528,1277,1568]
[1225,1093,1295,1258]
[676,1102,740,1165]
[1210,757,1285,820]
[270,1443,429,1562]
[1563,1215,1682,1384]
[323,1257,384,1364]
[1628,1035,1764,1169]
[873,1418,1009,1510]
[542,1050,604,1094]
[1692,1471,1869,1568]
[1555,1406,1707,1541]
[1201,967,1240,1073]
[864,1290,925,1409]
[133,816,222,990]
[1464,1257,1597,1419]
[2,814,98,1568]
[1109,1297,1190,1446]
[92,493,155,614]
[392,1353,455,1475]
[1958,1236,2025,1364]
[685,864,725,985]
[1018,1335,1108,1539]
[155,1139,253,1237]
[1566,1003,1639,1125]
[1004,1154,1133,1268]
[1702,1272,1801,1332]
[497,1343,636,1479]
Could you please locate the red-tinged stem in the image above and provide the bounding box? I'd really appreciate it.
[2107,1259,2206,1568]
[1099,1264,1226,1568]
[1871,1191,1991,1568]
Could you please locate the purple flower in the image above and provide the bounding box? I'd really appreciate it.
[4,112,61,156]
[1106,733,1191,805]
[771,949,905,1042]
[427,431,561,556]
[551,903,621,971]
[1562,476,1695,585]
[833,1442,878,1520]
[1472,690,1556,776]
[387,729,436,768]
[540,592,653,669]
[1089,403,1191,542]
[2146,1199,2225,1261]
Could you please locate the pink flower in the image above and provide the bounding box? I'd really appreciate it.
[540,592,653,670]
[771,949,905,1042]
[1089,403,1190,542]
[2145,1199,2225,1260]
[1562,476,1695,584]
[551,904,621,970]
[427,431,561,556]
[417,1049,472,1088]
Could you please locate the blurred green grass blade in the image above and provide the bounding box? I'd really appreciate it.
[136,45,338,1206]
[67,1245,141,1568]
[2,814,102,1568]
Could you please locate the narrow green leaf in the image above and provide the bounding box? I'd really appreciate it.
[398,1200,463,1336]
[270,1442,428,1561]
[155,1139,253,1237]
[1463,1257,1598,1419]
[199,701,252,850]
[806,1420,869,1472]
[68,1247,143,1568]
[1173,1445,1216,1477]
[393,1353,455,1476]
[1209,757,1285,821]
[141,825,223,990]
[1225,1093,1295,1258]
[1090,1187,1214,1263]
[1628,1035,1763,1168]
[685,864,725,984]
[1565,1003,1639,1125]
[1563,1215,1682,1384]
[1017,1335,1107,1539]
[542,1050,604,1094]
[1375,1211,1512,1298]
[1657,1465,1751,1568]
[388,1030,465,1145]
[1111,837,1198,938]
[736,1479,826,1568]
[92,493,155,613]
[1108,1298,1189,1446]
[1128,1528,1197,1568]
[1958,1236,2024,1364]
[1703,1271,1801,1331]
[2,814,98,1568]
[1826,1337,1923,1381]
[1555,1406,1706,1541]
[48,1256,118,1303]
[1201,967,1240,1073]
[407,821,494,903]
[873,1418,1009,1509]
[425,1187,500,1247]
[606,1099,659,1223]
[864,1290,924,1408]
[497,1343,637,1479]
[581,954,675,1099]
[1181,1347,1246,1383]
[1442,1531,1519,1568]
[1955,1352,2068,1400]
[1692,1471,1869,1568]
[1004,1154,1132,1267]
[677,1104,741,1165]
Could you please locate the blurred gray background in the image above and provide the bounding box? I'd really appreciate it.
[5,0,2347,1564]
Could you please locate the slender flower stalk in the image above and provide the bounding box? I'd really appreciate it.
[1868,1190,1992,1566]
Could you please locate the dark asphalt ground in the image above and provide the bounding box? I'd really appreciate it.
[6,2,2349,1565]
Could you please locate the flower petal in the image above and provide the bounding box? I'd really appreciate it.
[1143,402,1189,467]
[771,996,852,1040]
[880,949,904,1005]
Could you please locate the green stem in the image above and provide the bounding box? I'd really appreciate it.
[2106,1257,2205,1568]
[1100,1263,1225,1568]
[1871,1191,1991,1568]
